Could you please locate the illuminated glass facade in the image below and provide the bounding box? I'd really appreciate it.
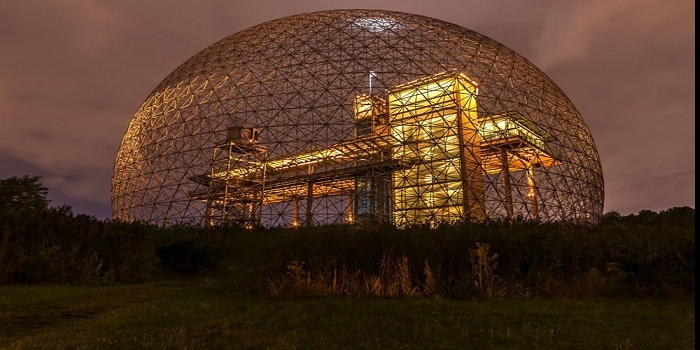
[112,10,604,227]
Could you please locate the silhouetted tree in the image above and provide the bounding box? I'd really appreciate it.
[0,175,50,214]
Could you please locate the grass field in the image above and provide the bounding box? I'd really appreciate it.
[1,278,694,350]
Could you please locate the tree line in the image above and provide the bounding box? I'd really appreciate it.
[0,175,694,299]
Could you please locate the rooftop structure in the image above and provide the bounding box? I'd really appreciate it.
[112,10,604,227]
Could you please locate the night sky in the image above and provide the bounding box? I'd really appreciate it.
[0,0,694,220]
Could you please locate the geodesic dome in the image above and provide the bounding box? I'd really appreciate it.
[112,9,604,227]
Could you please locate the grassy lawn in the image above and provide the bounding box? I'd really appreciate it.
[0,278,694,350]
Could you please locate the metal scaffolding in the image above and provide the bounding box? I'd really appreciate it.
[187,71,562,228]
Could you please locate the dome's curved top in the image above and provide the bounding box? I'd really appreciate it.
[112,9,604,226]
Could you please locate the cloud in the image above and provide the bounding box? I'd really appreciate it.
[529,0,635,70]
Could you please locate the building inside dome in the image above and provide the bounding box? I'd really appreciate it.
[111,10,604,228]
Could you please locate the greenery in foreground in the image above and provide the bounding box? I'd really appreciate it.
[0,280,695,349]
[0,175,695,348]
[0,176,694,299]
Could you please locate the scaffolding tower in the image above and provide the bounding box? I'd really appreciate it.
[189,126,267,227]
[189,71,561,228]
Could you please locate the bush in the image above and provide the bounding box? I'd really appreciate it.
[157,239,225,274]
[0,174,694,298]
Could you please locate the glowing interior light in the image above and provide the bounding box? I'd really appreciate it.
[197,72,562,227]
[356,99,372,115]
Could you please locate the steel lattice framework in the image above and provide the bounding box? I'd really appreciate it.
[112,10,604,228]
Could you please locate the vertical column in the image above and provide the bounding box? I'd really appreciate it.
[527,166,539,220]
[250,191,259,228]
[500,149,514,219]
[205,199,215,227]
[305,180,314,227]
[456,104,485,219]
[222,144,233,223]
[258,162,266,227]
[377,178,387,225]
[292,196,300,227]
[455,77,485,221]
[346,190,354,224]
[305,164,314,227]
[370,177,377,223]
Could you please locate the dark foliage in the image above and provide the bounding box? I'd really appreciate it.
[0,176,694,298]
[156,227,228,274]
[0,175,50,213]
[250,208,695,298]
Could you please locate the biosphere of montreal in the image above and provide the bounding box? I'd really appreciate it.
[112,10,604,227]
